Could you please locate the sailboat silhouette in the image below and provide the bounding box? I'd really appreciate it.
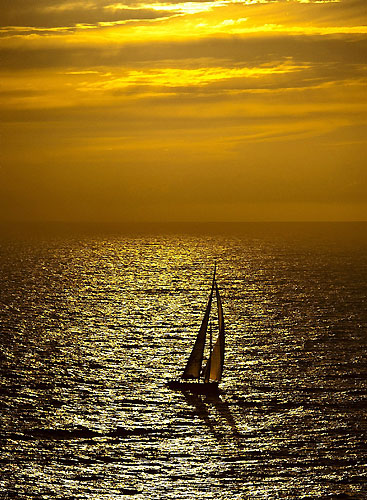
[167,264,225,394]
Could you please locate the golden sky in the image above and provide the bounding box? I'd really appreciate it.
[0,0,366,222]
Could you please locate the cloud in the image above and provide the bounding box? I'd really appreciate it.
[0,33,366,70]
[0,1,173,30]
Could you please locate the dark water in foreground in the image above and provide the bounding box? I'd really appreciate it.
[0,222,366,499]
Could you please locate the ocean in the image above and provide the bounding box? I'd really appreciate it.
[0,222,366,499]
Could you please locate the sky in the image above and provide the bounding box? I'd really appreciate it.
[0,0,366,222]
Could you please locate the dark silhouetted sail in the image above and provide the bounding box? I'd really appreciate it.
[204,281,225,382]
[166,263,225,395]
[182,267,216,379]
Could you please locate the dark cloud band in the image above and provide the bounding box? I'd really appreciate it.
[0,34,366,71]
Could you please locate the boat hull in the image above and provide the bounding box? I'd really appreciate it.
[166,379,219,395]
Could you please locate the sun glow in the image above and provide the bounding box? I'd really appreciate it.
[108,1,230,14]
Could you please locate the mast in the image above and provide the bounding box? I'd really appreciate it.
[182,264,216,380]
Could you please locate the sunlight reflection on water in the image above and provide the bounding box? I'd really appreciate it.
[0,224,366,498]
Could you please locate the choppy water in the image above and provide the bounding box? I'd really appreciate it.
[0,222,366,499]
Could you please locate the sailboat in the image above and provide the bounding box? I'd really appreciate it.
[166,264,225,395]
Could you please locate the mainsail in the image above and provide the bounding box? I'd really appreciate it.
[204,281,225,382]
[182,266,216,379]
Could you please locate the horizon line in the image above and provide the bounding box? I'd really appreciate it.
[1,220,366,225]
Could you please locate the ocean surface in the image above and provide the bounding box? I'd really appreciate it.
[0,222,366,499]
